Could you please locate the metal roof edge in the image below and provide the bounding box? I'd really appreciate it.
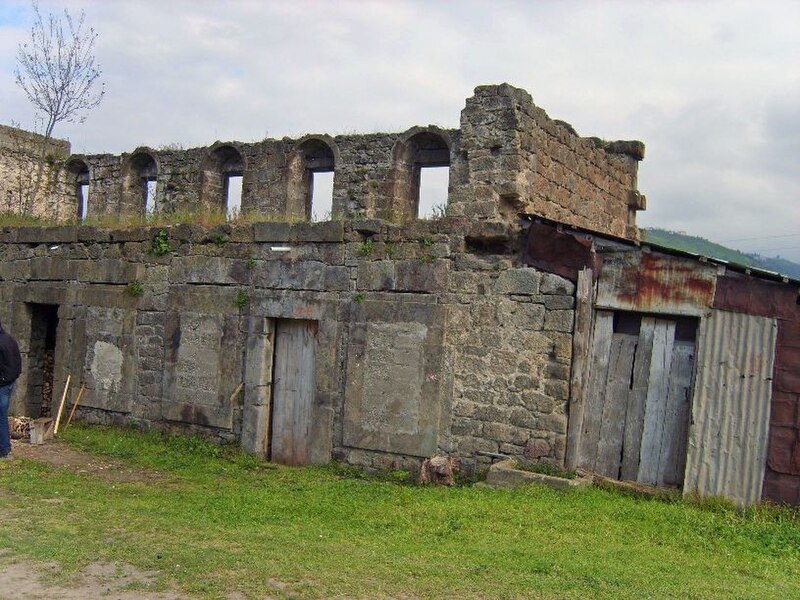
[523,216,800,287]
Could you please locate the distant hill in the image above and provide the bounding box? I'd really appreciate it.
[642,228,800,280]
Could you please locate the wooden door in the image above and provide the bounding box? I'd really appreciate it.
[270,319,316,466]
[578,311,695,487]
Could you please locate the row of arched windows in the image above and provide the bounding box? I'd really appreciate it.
[65,130,451,222]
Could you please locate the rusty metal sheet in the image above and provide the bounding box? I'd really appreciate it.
[714,274,800,320]
[523,223,601,282]
[595,251,717,316]
[684,309,777,506]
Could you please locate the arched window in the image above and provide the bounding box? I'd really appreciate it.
[200,145,245,218]
[391,130,450,221]
[65,159,90,221]
[287,137,336,221]
[121,151,158,215]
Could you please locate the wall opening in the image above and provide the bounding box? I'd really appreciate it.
[418,165,449,219]
[577,310,697,487]
[392,131,450,222]
[66,159,90,221]
[122,152,158,215]
[145,179,157,214]
[78,184,89,221]
[225,174,243,219]
[287,138,336,221]
[26,303,59,418]
[200,145,245,217]
[311,171,334,221]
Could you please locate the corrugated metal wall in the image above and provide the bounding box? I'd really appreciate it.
[684,309,777,506]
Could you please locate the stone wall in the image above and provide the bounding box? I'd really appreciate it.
[0,83,645,476]
[0,124,73,218]
[0,218,575,474]
[446,84,644,238]
[3,84,645,241]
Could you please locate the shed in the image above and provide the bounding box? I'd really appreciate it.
[525,219,800,506]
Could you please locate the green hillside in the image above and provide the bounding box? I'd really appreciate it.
[642,228,800,279]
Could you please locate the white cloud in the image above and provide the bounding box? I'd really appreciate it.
[3,0,799,261]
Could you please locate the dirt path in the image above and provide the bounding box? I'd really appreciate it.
[0,555,187,599]
[7,437,164,483]
[0,440,194,599]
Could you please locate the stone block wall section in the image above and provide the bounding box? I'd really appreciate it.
[4,84,645,242]
[0,124,73,219]
[0,219,575,474]
[447,84,644,238]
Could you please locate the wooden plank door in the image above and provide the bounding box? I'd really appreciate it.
[270,319,316,466]
[578,312,695,487]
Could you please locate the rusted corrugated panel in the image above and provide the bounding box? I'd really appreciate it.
[596,251,717,316]
[523,223,601,282]
[684,309,777,506]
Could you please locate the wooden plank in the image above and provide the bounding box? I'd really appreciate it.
[577,311,614,471]
[285,322,303,464]
[271,320,316,466]
[565,268,594,471]
[292,321,315,465]
[658,340,694,486]
[637,319,676,485]
[594,334,638,477]
[620,318,655,480]
[270,321,292,464]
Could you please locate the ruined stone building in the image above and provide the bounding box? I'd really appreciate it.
[1,84,798,506]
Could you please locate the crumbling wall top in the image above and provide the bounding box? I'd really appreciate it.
[0,123,70,155]
[1,83,647,241]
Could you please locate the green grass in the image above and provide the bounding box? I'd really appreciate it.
[1,425,799,599]
[0,209,303,230]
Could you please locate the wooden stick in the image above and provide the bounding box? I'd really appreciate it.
[65,383,86,429]
[228,382,244,405]
[53,374,71,435]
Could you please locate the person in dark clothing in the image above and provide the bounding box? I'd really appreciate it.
[0,321,22,458]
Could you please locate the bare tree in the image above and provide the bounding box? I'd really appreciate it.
[15,1,104,213]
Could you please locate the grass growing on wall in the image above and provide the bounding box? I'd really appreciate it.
[0,209,305,230]
[1,425,799,599]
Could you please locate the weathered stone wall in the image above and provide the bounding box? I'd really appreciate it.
[2,84,645,240]
[447,264,575,474]
[0,84,646,475]
[0,124,73,218]
[0,219,574,473]
[448,85,644,238]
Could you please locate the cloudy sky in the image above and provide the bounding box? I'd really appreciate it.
[1,0,798,261]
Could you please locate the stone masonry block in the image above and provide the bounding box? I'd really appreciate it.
[544,310,574,333]
[252,222,293,242]
[540,272,575,295]
[29,257,77,280]
[357,261,395,291]
[395,260,449,293]
[324,266,351,291]
[484,422,529,445]
[493,268,541,295]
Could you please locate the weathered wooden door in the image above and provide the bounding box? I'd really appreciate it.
[578,311,696,487]
[270,319,316,466]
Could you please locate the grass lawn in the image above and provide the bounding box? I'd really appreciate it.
[1,425,798,599]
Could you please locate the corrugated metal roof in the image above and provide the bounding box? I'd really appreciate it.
[684,309,777,506]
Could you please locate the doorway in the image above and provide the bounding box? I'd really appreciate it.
[269,319,317,466]
[577,310,697,487]
[26,303,59,418]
